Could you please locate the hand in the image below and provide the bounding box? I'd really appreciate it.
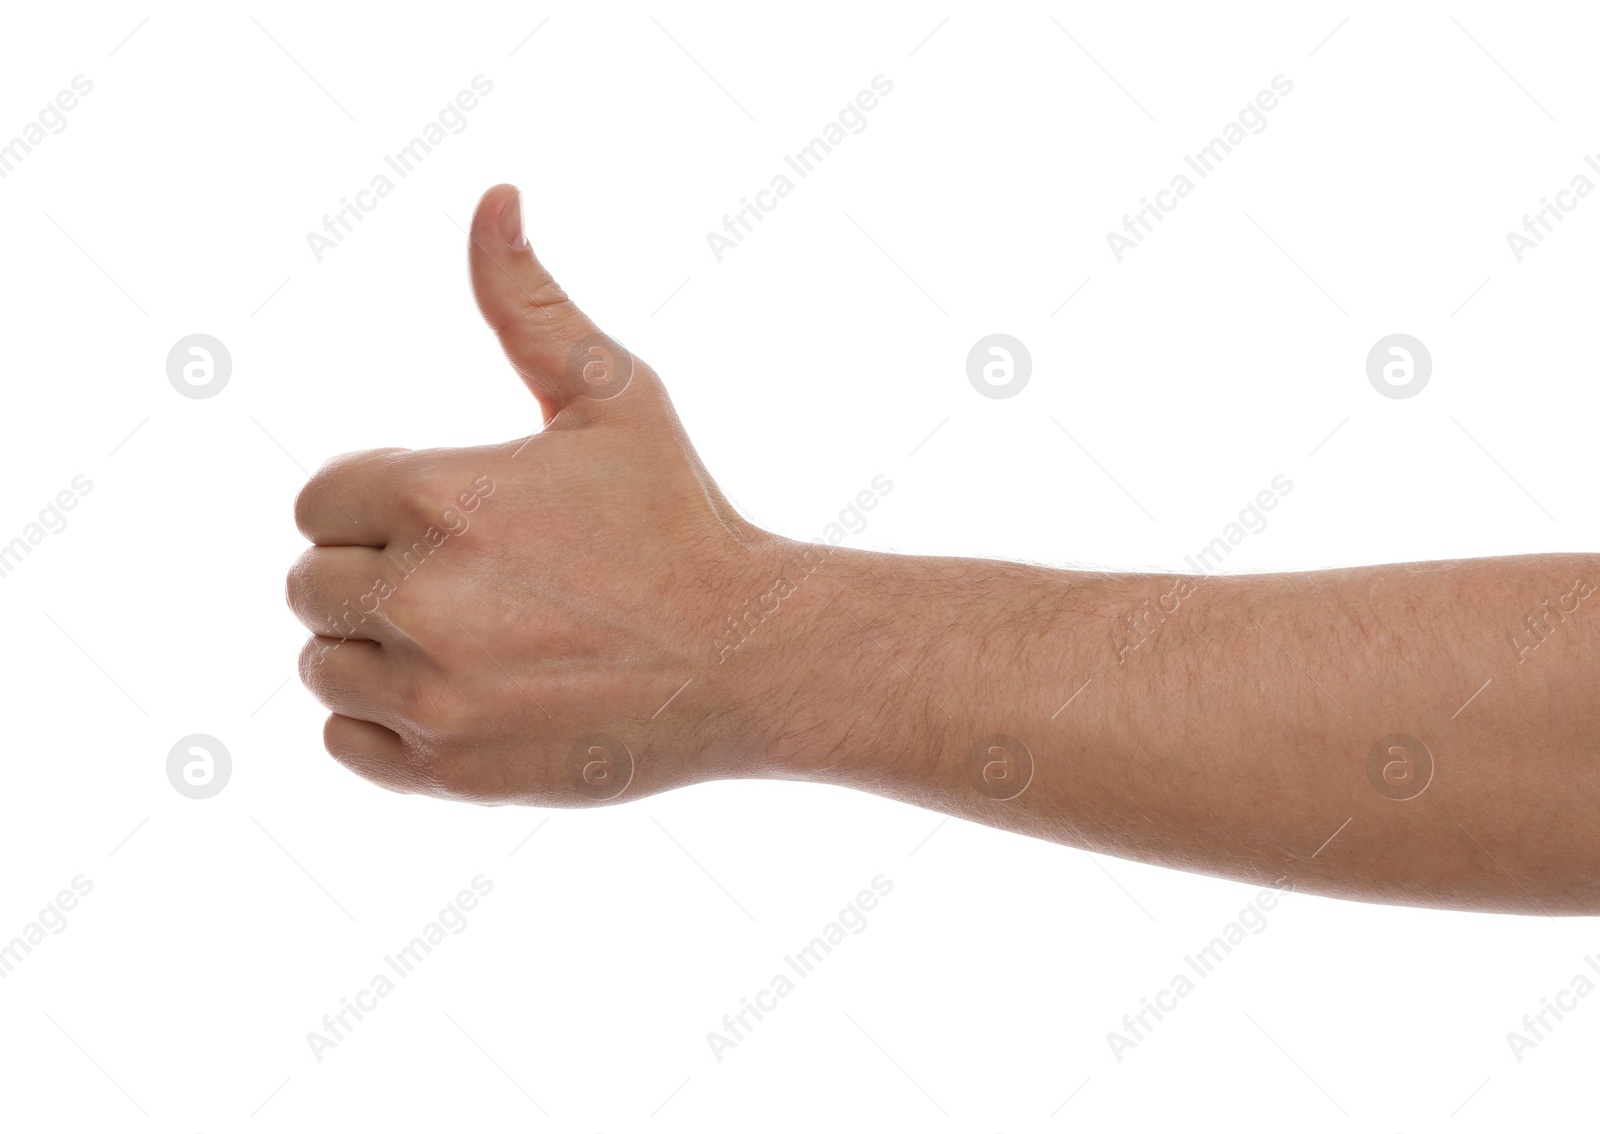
[287,183,797,805]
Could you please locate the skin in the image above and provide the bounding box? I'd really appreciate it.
[289,182,1600,917]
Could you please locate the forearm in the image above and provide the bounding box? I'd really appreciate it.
[744,544,1600,915]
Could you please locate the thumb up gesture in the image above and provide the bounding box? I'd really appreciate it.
[288,184,807,804]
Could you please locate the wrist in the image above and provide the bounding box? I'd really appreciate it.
[713,541,1048,793]
[689,537,913,782]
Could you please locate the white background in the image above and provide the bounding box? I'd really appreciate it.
[1,1,1596,1130]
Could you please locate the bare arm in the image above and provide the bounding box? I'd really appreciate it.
[739,546,1600,915]
[289,182,1600,919]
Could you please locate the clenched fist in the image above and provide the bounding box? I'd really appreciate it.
[287,184,828,805]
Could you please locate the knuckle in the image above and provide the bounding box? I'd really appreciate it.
[407,680,470,739]
[376,576,434,642]
[517,301,592,357]
[292,480,322,541]
[293,452,356,539]
[518,275,572,313]
[297,635,338,692]
[284,548,318,619]
[400,467,459,524]
[295,447,410,539]
[403,744,453,796]
[403,738,451,785]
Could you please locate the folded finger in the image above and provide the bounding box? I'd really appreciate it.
[298,636,401,728]
[294,448,410,547]
[287,546,399,643]
[322,713,430,795]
